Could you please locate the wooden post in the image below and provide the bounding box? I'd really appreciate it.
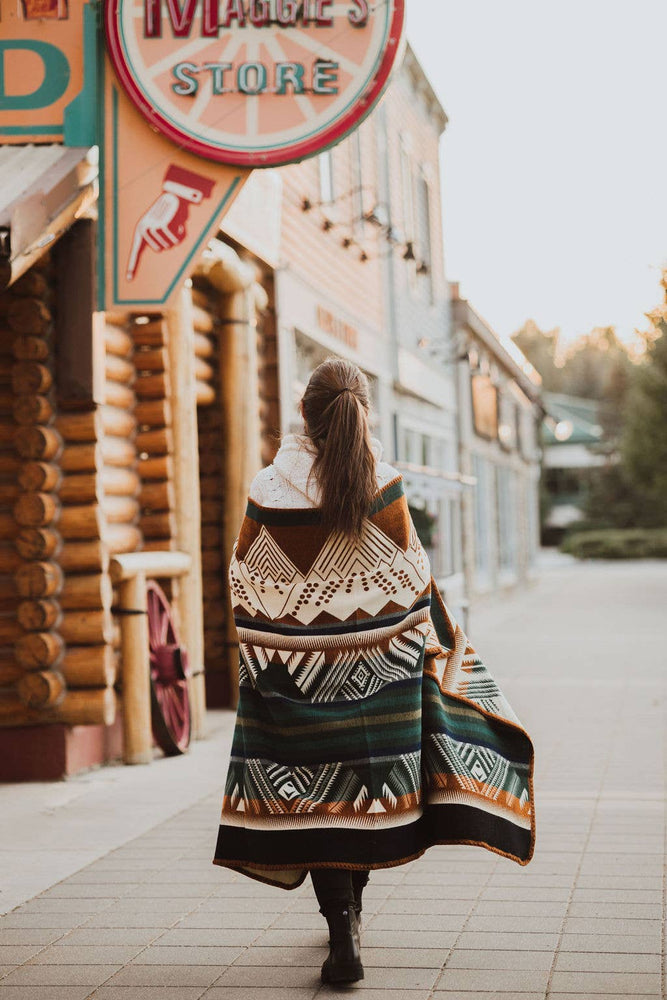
[165,286,206,739]
[117,570,151,764]
[219,286,261,707]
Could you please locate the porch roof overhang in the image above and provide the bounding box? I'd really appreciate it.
[0,145,98,290]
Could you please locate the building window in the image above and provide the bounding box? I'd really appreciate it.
[473,455,491,579]
[319,150,335,205]
[496,466,517,574]
[415,173,433,300]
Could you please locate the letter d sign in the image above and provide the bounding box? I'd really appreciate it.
[0,41,70,110]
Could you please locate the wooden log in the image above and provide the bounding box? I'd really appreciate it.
[15,560,63,598]
[131,319,164,346]
[102,406,135,439]
[103,495,139,524]
[0,423,16,447]
[104,323,133,358]
[18,461,62,493]
[140,480,173,512]
[196,381,215,406]
[200,574,224,599]
[7,298,51,335]
[106,523,142,555]
[0,453,20,476]
[60,539,106,573]
[198,451,222,475]
[203,602,226,628]
[62,573,112,611]
[0,391,13,415]
[104,310,131,327]
[59,504,102,540]
[116,571,151,763]
[0,511,14,539]
[104,380,135,410]
[15,631,64,668]
[135,372,167,399]
[194,357,214,382]
[201,524,223,548]
[201,499,223,524]
[201,549,223,573]
[15,425,62,460]
[61,608,113,645]
[135,398,171,428]
[102,436,135,468]
[15,527,61,561]
[192,302,215,333]
[17,669,65,709]
[59,472,98,504]
[63,644,116,687]
[11,361,52,395]
[63,468,139,504]
[60,442,98,473]
[105,353,134,385]
[13,394,54,426]
[134,348,167,373]
[194,331,214,358]
[17,598,61,631]
[141,511,175,539]
[142,538,173,552]
[12,335,50,362]
[0,687,116,727]
[0,662,21,686]
[0,616,22,644]
[199,476,222,499]
[11,268,51,300]
[55,410,98,442]
[0,545,21,574]
[102,466,140,497]
[137,454,172,481]
[136,427,172,456]
[0,480,19,506]
[13,492,60,528]
[0,578,17,601]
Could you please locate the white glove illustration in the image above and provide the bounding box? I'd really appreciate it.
[126,164,215,281]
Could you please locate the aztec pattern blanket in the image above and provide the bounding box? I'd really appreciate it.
[213,476,535,887]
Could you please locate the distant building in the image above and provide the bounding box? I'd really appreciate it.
[541,392,607,540]
[451,286,544,599]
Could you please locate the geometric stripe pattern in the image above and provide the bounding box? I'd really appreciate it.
[213,476,536,888]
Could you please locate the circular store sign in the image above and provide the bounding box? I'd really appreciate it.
[105,1,405,168]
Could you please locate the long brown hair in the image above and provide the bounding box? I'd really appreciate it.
[301,358,376,540]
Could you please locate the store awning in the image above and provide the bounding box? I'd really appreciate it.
[0,145,98,290]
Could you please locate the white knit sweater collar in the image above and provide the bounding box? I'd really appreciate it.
[272,432,384,504]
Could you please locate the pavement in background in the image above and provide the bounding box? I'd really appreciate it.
[0,555,665,999]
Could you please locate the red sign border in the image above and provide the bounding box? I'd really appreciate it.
[104,1,405,168]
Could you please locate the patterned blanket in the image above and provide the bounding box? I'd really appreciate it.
[212,477,535,887]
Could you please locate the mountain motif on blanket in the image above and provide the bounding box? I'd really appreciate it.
[230,517,431,625]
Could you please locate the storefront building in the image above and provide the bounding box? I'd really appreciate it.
[451,285,544,600]
[0,0,407,779]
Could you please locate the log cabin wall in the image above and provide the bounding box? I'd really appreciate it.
[134,316,177,556]
[191,280,227,707]
[256,269,280,467]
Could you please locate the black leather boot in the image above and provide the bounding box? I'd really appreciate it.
[351,871,369,929]
[321,904,364,984]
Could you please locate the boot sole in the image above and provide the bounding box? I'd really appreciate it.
[321,961,364,984]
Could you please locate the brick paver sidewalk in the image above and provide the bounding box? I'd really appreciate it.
[0,557,665,999]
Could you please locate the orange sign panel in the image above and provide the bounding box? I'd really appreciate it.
[0,0,92,144]
[103,66,250,310]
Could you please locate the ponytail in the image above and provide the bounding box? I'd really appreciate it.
[302,359,377,540]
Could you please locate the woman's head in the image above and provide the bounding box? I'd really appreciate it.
[301,358,376,540]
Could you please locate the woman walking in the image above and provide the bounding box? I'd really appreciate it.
[213,358,535,984]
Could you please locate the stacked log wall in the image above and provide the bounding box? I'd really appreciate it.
[191,283,228,706]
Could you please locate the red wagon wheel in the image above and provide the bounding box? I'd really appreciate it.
[146,580,191,756]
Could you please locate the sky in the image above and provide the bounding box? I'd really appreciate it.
[406,0,667,351]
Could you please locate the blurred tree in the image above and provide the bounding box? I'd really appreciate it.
[511,320,563,391]
[620,299,667,526]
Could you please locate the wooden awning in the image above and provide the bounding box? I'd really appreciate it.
[0,145,98,290]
